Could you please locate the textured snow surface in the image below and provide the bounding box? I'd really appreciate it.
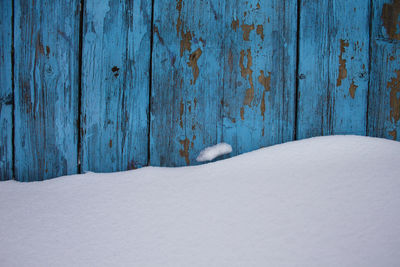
[1,136,400,267]
[196,142,232,162]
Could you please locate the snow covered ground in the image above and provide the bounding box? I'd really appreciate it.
[1,135,400,267]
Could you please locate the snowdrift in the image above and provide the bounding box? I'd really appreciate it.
[1,136,400,266]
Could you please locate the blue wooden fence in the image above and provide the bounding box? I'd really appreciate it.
[0,0,399,181]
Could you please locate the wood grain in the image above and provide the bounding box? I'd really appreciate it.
[0,1,13,180]
[14,0,80,181]
[2,0,400,181]
[151,0,297,166]
[222,0,297,156]
[81,0,151,172]
[150,0,224,166]
[368,0,400,141]
[297,0,370,139]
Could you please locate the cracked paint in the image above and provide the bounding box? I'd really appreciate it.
[187,48,202,85]
[337,39,349,87]
[387,70,400,123]
[239,49,254,106]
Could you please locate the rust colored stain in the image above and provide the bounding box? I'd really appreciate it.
[231,19,239,31]
[154,26,165,45]
[46,46,50,56]
[336,39,349,86]
[109,139,112,148]
[240,107,245,120]
[179,138,190,165]
[241,24,255,41]
[258,70,271,92]
[175,0,192,58]
[390,55,395,61]
[387,70,400,123]
[256,2,261,9]
[239,49,254,106]
[349,80,358,99]
[176,0,183,36]
[258,70,271,120]
[112,66,119,77]
[389,129,397,140]
[180,30,192,57]
[179,99,184,128]
[244,88,254,107]
[176,17,182,37]
[256,24,264,40]
[381,1,400,40]
[187,48,202,84]
[176,0,183,13]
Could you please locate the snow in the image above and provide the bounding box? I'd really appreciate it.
[1,135,400,267]
[196,142,232,162]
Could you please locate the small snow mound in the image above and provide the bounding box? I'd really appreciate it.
[196,143,232,162]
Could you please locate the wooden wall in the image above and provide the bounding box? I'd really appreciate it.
[0,0,399,181]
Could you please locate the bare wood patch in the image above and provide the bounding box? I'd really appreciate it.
[258,70,271,120]
[349,80,358,99]
[381,1,400,40]
[179,138,190,165]
[337,39,349,86]
[187,48,202,84]
[239,49,254,106]
[387,70,400,123]
[241,24,255,41]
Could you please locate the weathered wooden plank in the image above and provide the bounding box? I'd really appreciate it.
[368,0,400,141]
[14,0,80,181]
[0,0,13,180]
[297,0,370,139]
[221,0,297,155]
[150,0,225,166]
[81,0,151,172]
[151,0,297,166]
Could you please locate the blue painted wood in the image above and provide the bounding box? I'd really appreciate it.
[368,0,400,141]
[14,0,80,181]
[221,0,297,156]
[297,0,370,139]
[81,0,151,172]
[150,0,224,166]
[3,0,400,181]
[150,0,297,166]
[0,0,13,180]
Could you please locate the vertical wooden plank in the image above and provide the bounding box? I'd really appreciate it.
[151,0,297,166]
[368,0,400,141]
[151,0,225,166]
[14,0,80,181]
[81,0,151,172]
[297,1,370,139]
[222,0,297,156]
[0,1,13,180]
